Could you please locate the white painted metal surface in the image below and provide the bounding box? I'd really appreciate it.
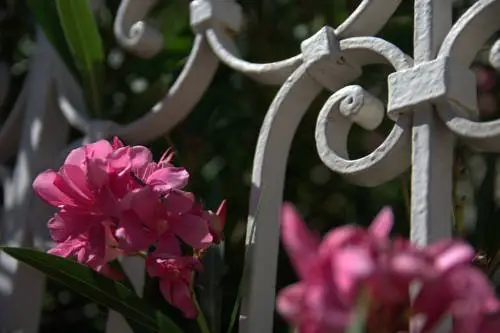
[0,0,498,332]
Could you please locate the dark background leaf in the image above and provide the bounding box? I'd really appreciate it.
[1,247,183,333]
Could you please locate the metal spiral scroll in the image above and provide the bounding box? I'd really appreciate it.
[438,0,500,152]
[315,37,413,186]
[113,0,164,58]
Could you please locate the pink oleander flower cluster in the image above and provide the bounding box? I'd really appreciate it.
[33,137,226,318]
[277,203,500,333]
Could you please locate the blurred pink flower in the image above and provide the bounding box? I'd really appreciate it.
[277,203,500,333]
[277,204,414,333]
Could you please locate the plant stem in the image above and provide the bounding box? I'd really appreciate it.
[191,273,210,333]
[194,295,210,333]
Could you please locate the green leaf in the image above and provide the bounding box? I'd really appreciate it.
[25,0,80,81]
[226,188,265,333]
[56,0,105,117]
[196,242,225,333]
[1,247,183,333]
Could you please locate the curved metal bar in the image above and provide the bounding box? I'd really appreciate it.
[113,35,219,143]
[205,27,303,85]
[436,0,500,151]
[438,107,500,152]
[114,0,163,58]
[239,65,323,333]
[439,0,500,65]
[335,0,403,38]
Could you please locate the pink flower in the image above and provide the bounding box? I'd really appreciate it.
[33,137,199,277]
[146,247,201,318]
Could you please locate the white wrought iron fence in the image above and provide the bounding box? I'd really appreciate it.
[0,0,499,332]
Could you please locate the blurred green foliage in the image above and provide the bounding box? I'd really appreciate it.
[0,0,500,332]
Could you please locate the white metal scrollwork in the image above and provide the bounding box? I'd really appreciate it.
[1,0,499,332]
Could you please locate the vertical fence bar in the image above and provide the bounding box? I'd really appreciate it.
[411,0,454,246]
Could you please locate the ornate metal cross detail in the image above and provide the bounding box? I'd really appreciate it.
[240,0,500,332]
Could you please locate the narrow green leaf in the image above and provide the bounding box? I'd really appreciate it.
[56,0,105,117]
[197,242,225,333]
[25,0,80,81]
[1,247,183,333]
[226,188,265,333]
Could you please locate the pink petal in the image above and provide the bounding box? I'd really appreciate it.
[48,210,94,242]
[155,233,182,257]
[86,223,109,259]
[86,157,109,188]
[122,188,158,225]
[48,215,71,242]
[163,190,194,215]
[129,145,153,174]
[281,203,321,278]
[333,248,374,298]
[112,136,124,149]
[304,284,351,330]
[85,140,113,160]
[208,200,228,243]
[320,226,364,252]
[33,170,76,207]
[116,212,155,252]
[48,238,83,258]
[64,146,86,167]
[390,252,433,280]
[215,200,227,229]
[171,214,212,248]
[159,279,197,319]
[108,147,132,175]
[147,167,189,192]
[276,283,306,319]
[368,206,394,240]
[413,279,450,332]
[59,165,93,201]
[171,282,198,318]
[427,240,475,272]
